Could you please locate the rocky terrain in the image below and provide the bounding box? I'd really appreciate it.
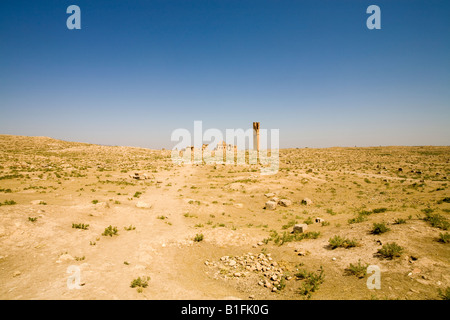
[0,134,449,300]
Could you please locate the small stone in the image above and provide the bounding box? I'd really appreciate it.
[272,287,277,292]
[264,201,277,210]
[332,257,336,261]
[257,241,264,246]
[249,295,255,299]
[293,224,308,233]
[315,217,325,223]
[229,260,236,266]
[136,201,151,209]
[59,254,74,262]
[234,203,243,209]
[301,198,313,206]
[13,271,21,277]
[264,193,275,198]
[279,199,292,207]
[234,272,241,277]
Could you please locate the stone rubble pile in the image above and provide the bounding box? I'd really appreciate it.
[205,252,292,292]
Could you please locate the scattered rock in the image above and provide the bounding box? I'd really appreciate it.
[301,198,313,206]
[295,248,310,256]
[55,254,75,264]
[412,268,421,274]
[293,224,308,233]
[264,201,277,210]
[278,199,292,207]
[136,201,152,209]
[264,193,275,198]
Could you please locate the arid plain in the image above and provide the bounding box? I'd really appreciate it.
[0,134,449,300]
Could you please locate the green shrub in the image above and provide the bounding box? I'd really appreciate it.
[72,223,89,230]
[348,214,368,224]
[0,200,17,206]
[194,233,204,242]
[345,260,369,278]
[130,276,150,289]
[393,218,406,224]
[377,242,403,259]
[270,231,320,246]
[438,287,450,300]
[133,191,142,198]
[371,222,390,234]
[328,235,359,249]
[102,225,118,237]
[438,232,450,244]
[422,212,449,230]
[296,266,325,299]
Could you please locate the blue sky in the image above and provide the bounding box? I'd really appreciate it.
[0,0,449,148]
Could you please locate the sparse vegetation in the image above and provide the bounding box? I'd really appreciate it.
[0,200,17,206]
[328,235,359,249]
[422,212,449,230]
[393,218,406,225]
[377,242,404,259]
[102,225,118,237]
[438,287,450,300]
[72,223,89,230]
[295,266,325,299]
[438,232,450,244]
[194,233,204,242]
[345,260,369,278]
[130,276,150,290]
[371,222,390,234]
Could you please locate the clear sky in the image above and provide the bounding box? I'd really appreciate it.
[1,0,449,149]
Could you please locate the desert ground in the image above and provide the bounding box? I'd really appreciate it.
[0,134,449,300]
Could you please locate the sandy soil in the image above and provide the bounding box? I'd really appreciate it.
[0,135,449,300]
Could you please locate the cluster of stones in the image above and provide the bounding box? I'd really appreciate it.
[205,252,292,293]
[264,193,293,210]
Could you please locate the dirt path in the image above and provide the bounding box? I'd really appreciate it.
[0,165,244,299]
